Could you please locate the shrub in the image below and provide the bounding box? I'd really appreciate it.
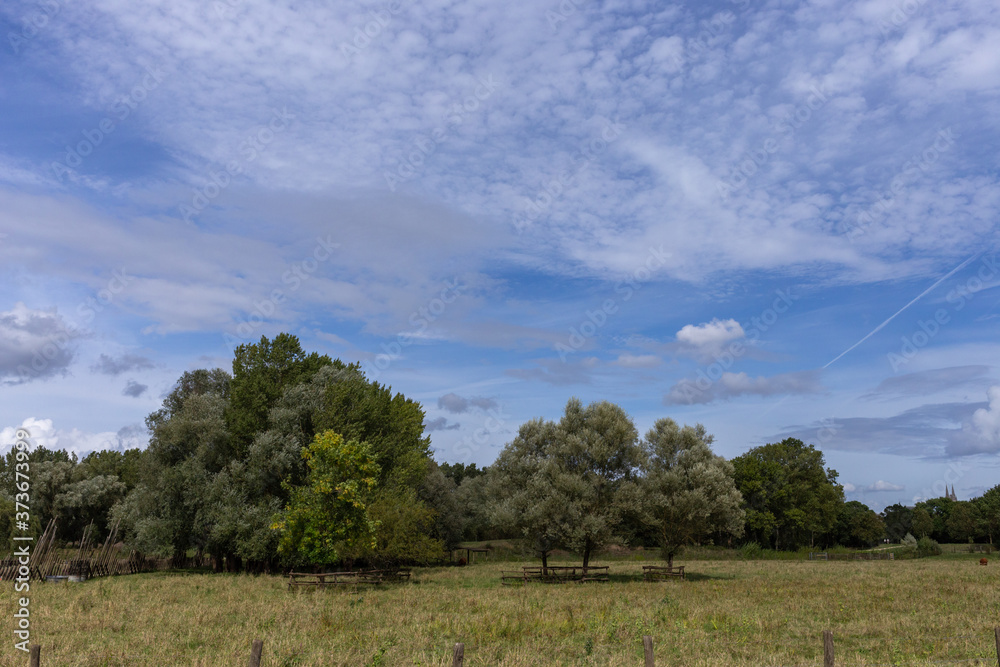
[739,542,763,560]
[917,536,942,557]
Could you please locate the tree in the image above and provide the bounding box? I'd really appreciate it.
[946,501,976,543]
[639,419,744,567]
[113,392,229,559]
[226,334,331,454]
[317,369,430,489]
[487,399,644,568]
[731,438,844,550]
[914,497,953,542]
[911,507,934,538]
[973,485,1000,544]
[418,462,464,550]
[834,501,885,548]
[880,503,913,542]
[485,417,567,570]
[271,431,380,566]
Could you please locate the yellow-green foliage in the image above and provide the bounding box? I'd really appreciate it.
[2,554,997,666]
[271,430,379,565]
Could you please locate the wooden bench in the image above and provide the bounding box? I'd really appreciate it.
[643,565,685,581]
[500,565,609,585]
[288,569,411,590]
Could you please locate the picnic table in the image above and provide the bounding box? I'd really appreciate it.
[642,565,685,581]
[288,568,411,589]
[501,565,609,585]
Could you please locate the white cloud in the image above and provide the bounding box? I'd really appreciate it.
[0,418,146,457]
[948,385,1000,455]
[676,318,745,359]
[665,370,823,405]
[614,353,661,368]
[866,480,904,492]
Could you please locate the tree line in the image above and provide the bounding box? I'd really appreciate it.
[2,334,998,569]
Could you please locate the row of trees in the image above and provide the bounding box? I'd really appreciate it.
[3,334,999,568]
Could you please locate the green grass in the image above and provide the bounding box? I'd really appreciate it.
[2,551,997,666]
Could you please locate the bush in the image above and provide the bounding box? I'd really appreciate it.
[917,536,942,557]
[901,533,917,549]
[739,542,763,560]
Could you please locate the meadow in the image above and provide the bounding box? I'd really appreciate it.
[2,549,997,667]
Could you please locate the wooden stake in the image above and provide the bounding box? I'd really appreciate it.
[248,639,264,667]
[452,642,464,667]
[823,630,835,667]
[643,635,655,667]
[29,645,40,667]
[994,626,999,667]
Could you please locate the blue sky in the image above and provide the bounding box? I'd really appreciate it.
[1,0,999,511]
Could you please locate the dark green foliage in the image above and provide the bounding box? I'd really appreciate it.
[834,500,885,548]
[731,438,844,550]
[225,333,332,455]
[316,371,430,489]
[880,503,913,542]
[439,462,486,486]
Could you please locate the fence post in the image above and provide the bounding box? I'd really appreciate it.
[452,642,464,667]
[823,630,834,667]
[29,645,40,667]
[994,626,999,667]
[643,635,655,667]
[248,639,264,667]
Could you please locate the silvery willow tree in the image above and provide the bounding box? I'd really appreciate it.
[487,399,644,568]
[639,419,744,567]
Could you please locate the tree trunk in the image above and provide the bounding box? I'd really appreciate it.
[541,552,548,576]
[583,546,591,569]
[667,552,674,569]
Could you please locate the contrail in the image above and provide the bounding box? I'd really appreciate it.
[823,251,985,369]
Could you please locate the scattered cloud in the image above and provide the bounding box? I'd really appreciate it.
[866,366,992,398]
[506,358,599,386]
[779,400,991,457]
[425,416,460,432]
[664,370,823,405]
[866,480,905,492]
[0,303,81,385]
[91,353,155,376]
[122,380,148,398]
[614,353,661,369]
[438,392,499,414]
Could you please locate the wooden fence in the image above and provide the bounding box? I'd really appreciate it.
[1,518,207,583]
[808,552,894,561]
[22,629,1000,666]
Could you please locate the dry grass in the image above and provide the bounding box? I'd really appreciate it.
[2,553,997,666]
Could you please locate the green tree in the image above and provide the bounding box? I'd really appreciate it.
[639,419,744,567]
[485,417,567,569]
[731,438,844,550]
[911,507,934,538]
[113,392,229,559]
[914,497,953,542]
[487,399,643,568]
[226,334,331,455]
[946,501,976,542]
[834,501,885,548]
[973,485,1000,544]
[271,431,380,566]
[317,369,430,489]
[880,503,913,542]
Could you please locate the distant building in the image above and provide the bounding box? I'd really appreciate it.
[947,485,958,501]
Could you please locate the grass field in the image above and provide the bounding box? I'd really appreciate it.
[3,550,997,666]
